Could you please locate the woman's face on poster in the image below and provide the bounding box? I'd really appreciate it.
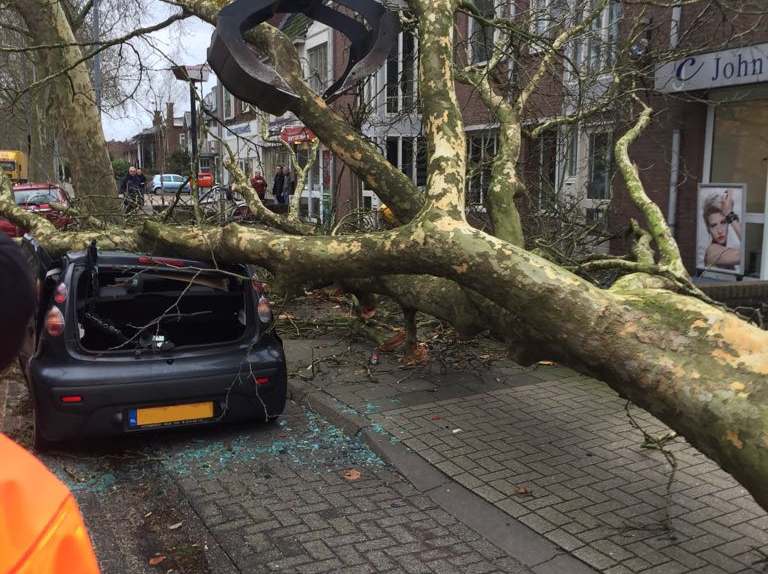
[707,211,728,245]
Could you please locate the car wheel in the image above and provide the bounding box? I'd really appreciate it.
[32,401,53,452]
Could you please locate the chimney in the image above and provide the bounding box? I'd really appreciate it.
[166,102,174,127]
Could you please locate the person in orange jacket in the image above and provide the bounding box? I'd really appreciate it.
[0,232,99,573]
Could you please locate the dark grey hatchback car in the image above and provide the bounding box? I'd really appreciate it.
[18,239,287,450]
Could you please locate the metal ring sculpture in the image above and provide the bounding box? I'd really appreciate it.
[208,0,400,116]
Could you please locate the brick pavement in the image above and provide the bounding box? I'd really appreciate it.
[285,339,768,574]
[161,405,537,574]
[0,361,541,574]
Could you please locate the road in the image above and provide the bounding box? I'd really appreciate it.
[1,365,532,574]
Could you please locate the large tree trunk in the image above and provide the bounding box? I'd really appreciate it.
[11,0,120,218]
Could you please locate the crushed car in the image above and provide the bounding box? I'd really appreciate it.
[0,183,71,238]
[18,238,287,450]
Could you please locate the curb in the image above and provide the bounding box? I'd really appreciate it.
[287,379,598,574]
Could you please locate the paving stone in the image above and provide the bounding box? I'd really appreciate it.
[351,370,768,573]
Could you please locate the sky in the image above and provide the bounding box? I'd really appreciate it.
[100,6,217,141]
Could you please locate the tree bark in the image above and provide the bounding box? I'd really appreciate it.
[11,0,121,219]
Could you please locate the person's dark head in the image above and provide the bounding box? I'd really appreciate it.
[137,168,143,176]
[0,234,34,370]
[276,165,283,174]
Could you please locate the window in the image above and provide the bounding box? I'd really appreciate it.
[237,158,252,176]
[528,130,558,206]
[585,206,608,230]
[179,133,186,147]
[469,0,496,64]
[402,138,414,180]
[587,131,612,199]
[401,33,416,110]
[466,131,498,205]
[530,0,569,39]
[223,90,234,120]
[240,99,250,113]
[563,127,578,179]
[386,32,418,114]
[383,136,426,187]
[567,0,621,78]
[307,43,329,93]
[386,137,399,166]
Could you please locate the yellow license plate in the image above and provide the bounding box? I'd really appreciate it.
[129,402,214,428]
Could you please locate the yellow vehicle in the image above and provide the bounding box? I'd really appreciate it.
[0,150,28,182]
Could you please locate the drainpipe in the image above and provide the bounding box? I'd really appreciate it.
[670,4,682,49]
[667,129,681,233]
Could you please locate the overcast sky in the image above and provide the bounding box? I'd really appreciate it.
[101,8,217,141]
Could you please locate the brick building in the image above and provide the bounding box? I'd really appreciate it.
[131,102,188,175]
[194,3,767,283]
[331,2,768,281]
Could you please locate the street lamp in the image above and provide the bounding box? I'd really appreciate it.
[171,64,211,177]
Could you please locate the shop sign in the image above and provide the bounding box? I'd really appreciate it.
[655,43,768,93]
[280,126,317,144]
[227,122,254,136]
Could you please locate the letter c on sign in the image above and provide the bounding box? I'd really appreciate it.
[676,57,704,81]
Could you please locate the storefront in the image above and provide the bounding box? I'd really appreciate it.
[657,42,768,279]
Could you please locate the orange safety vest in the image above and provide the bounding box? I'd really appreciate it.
[0,434,99,574]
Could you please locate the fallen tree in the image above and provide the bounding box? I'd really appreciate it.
[5,0,768,513]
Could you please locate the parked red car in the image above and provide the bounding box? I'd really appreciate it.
[0,183,71,238]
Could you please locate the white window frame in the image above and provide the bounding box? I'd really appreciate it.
[465,129,498,207]
[565,0,621,82]
[385,32,419,115]
[304,23,332,97]
[556,123,612,233]
[529,0,568,47]
[306,42,330,93]
[240,99,250,113]
[468,0,501,65]
[223,90,234,120]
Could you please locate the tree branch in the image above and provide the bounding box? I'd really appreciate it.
[615,96,687,277]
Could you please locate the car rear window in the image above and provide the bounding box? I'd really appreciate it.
[14,189,60,205]
[73,264,253,353]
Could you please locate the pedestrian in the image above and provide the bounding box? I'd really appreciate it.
[250,172,267,201]
[272,165,286,204]
[283,167,296,200]
[118,166,143,212]
[136,167,147,194]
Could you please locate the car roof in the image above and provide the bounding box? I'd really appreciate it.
[13,183,63,191]
[65,250,223,270]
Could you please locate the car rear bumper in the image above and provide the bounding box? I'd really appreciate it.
[29,336,287,442]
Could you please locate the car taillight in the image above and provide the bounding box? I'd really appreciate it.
[61,395,82,403]
[45,307,65,337]
[257,295,272,323]
[254,376,269,385]
[54,282,68,304]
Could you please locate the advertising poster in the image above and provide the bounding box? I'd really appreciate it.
[696,184,746,275]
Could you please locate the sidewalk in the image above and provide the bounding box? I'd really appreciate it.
[285,337,768,574]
